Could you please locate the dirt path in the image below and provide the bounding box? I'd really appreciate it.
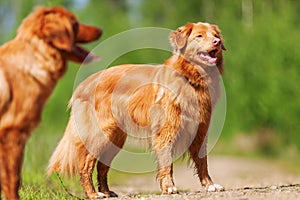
[111,156,300,200]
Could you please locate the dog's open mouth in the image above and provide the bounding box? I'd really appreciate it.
[74,45,100,64]
[71,25,102,64]
[63,45,100,64]
[198,49,218,65]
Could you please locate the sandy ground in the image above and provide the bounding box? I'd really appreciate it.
[111,156,300,200]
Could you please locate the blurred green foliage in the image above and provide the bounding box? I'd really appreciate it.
[1,0,299,159]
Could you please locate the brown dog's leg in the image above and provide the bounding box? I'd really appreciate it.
[79,153,101,199]
[0,168,1,200]
[189,132,224,192]
[157,163,177,194]
[96,135,126,198]
[0,129,28,200]
[96,162,118,197]
[153,145,177,194]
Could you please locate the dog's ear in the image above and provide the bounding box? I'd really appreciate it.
[211,24,226,51]
[43,10,74,51]
[170,23,194,51]
[36,7,75,51]
[216,51,224,74]
[17,6,76,52]
[211,24,226,74]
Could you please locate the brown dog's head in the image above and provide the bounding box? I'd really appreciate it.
[170,22,226,74]
[17,6,102,64]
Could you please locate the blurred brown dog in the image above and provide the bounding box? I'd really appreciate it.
[0,6,101,200]
[48,22,226,199]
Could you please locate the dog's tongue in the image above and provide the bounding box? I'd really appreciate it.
[83,50,100,64]
[199,53,217,64]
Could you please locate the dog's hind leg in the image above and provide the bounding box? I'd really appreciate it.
[96,130,126,197]
[79,153,104,199]
[0,129,28,200]
[96,162,118,198]
[96,161,108,191]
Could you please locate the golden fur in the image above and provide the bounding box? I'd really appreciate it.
[0,6,101,200]
[48,22,226,199]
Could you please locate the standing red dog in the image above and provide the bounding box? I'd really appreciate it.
[48,22,226,199]
[0,6,101,199]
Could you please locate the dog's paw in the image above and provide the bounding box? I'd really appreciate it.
[88,192,106,199]
[93,191,118,198]
[207,184,224,192]
[105,191,118,197]
[162,186,178,194]
[95,192,106,198]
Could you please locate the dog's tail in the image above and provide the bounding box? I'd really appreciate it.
[47,118,83,177]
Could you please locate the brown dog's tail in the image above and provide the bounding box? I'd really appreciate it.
[47,118,82,177]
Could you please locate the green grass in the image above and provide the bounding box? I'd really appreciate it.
[21,126,82,199]
[20,184,79,200]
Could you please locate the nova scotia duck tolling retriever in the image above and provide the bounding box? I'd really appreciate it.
[48,22,226,199]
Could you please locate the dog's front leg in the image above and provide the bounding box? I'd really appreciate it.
[0,129,28,200]
[153,143,178,194]
[189,130,224,192]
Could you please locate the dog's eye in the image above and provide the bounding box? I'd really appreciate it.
[214,34,220,38]
[197,34,203,38]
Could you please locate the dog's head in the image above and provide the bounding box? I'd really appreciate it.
[170,22,226,74]
[17,6,102,64]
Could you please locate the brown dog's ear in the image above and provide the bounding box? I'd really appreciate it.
[42,11,74,51]
[170,23,194,51]
[29,7,75,51]
[211,24,226,74]
[17,6,75,52]
[216,52,224,74]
